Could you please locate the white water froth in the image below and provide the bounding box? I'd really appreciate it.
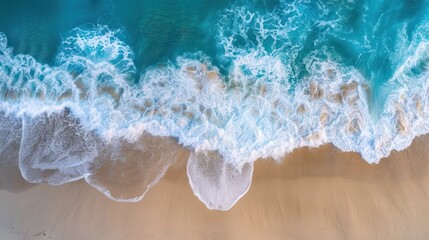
[187,151,253,211]
[1,10,429,209]
[19,110,97,185]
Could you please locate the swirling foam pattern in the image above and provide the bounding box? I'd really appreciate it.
[1,0,429,210]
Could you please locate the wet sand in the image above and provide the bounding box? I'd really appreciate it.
[1,136,429,240]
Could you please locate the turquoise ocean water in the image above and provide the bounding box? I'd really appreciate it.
[1,0,429,209]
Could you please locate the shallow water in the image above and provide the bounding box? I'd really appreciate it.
[1,0,429,209]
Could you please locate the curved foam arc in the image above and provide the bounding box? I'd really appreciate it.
[186,151,254,211]
[85,134,181,202]
[0,112,31,192]
[0,25,136,133]
[18,109,97,185]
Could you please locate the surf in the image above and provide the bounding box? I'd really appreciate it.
[1,0,429,210]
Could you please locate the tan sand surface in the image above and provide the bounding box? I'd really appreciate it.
[1,136,429,240]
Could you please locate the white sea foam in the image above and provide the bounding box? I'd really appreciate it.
[19,110,97,185]
[187,151,253,211]
[0,112,25,191]
[1,2,429,209]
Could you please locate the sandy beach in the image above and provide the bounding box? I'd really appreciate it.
[2,0,429,239]
[1,135,429,240]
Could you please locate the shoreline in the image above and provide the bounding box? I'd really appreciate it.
[1,135,429,239]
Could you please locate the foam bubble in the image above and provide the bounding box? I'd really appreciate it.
[187,151,253,211]
[18,109,97,185]
[57,25,135,75]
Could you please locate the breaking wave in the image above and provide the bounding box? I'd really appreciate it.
[1,0,429,210]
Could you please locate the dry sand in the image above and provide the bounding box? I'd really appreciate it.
[1,136,429,240]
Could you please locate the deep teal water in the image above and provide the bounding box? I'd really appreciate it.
[0,0,231,67]
[1,0,427,88]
